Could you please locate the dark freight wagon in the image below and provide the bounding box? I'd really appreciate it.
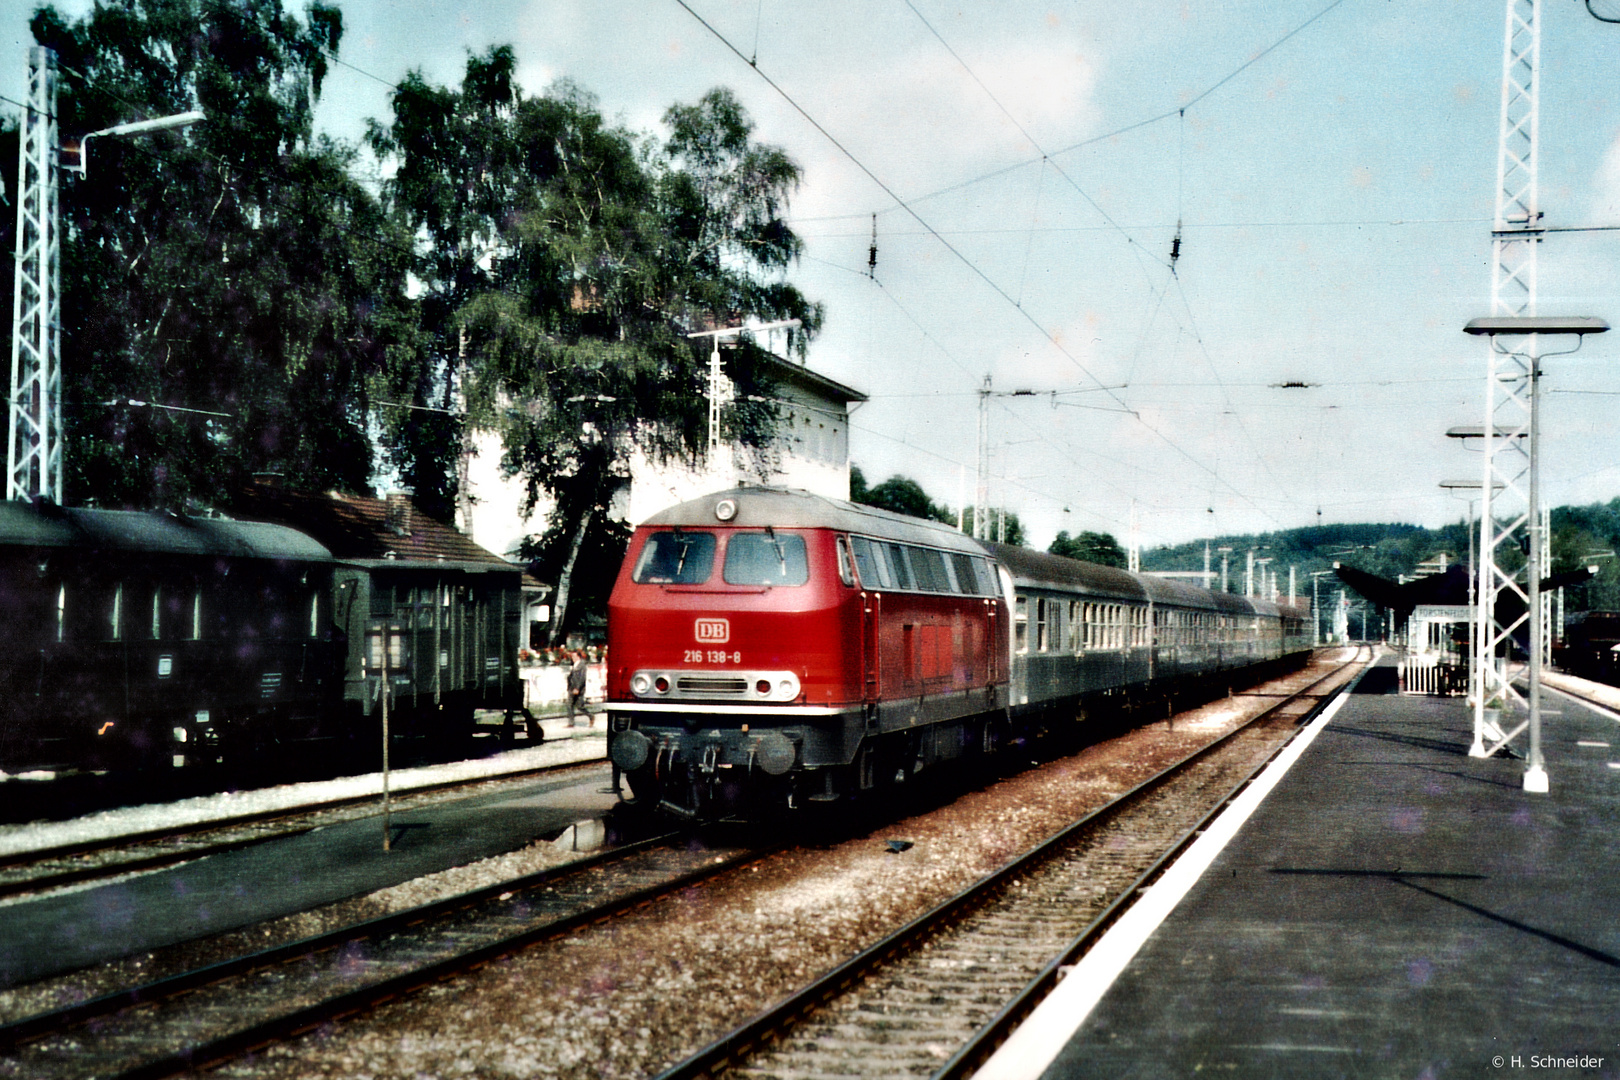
[333,558,526,747]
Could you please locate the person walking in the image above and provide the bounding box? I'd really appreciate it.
[567,649,591,728]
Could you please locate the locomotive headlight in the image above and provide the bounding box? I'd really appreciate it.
[776,673,800,700]
[714,498,738,522]
[653,675,671,694]
[631,672,653,696]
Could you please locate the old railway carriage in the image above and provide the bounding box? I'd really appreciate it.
[0,499,341,771]
[606,487,1311,818]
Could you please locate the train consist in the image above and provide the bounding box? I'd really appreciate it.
[0,498,526,773]
[606,487,1311,818]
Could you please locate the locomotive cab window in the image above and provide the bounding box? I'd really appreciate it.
[723,531,809,586]
[633,530,716,584]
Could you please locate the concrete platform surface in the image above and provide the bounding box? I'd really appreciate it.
[1032,658,1620,1079]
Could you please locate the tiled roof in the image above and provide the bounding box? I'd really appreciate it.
[230,485,513,567]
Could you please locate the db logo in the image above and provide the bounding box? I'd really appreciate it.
[695,618,730,644]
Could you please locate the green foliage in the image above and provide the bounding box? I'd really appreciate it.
[857,474,953,524]
[1050,530,1126,568]
[847,466,1025,545]
[1141,502,1620,616]
[369,68,821,638]
[33,0,406,510]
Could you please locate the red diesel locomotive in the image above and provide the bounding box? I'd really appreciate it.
[606,487,1008,816]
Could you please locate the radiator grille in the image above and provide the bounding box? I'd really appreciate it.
[677,675,749,694]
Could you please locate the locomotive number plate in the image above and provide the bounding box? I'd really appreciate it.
[694,617,730,643]
[686,649,742,664]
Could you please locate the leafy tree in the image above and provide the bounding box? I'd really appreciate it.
[1050,530,1126,568]
[858,474,952,524]
[372,73,822,641]
[30,0,406,510]
[364,45,523,522]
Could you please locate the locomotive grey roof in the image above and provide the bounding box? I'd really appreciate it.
[0,500,332,562]
[640,487,988,555]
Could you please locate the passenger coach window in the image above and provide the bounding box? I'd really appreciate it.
[632,531,716,584]
[723,532,809,586]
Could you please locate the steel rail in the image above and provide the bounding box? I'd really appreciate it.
[0,826,678,1053]
[653,647,1369,1080]
[0,758,604,900]
[105,840,779,1080]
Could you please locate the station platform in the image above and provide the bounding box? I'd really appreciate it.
[988,655,1620,1078]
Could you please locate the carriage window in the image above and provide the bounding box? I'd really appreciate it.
[193,589,204,640]
[632,531,716,584]
[1015,595,1029,653]
[111,584,123,641]
[151,587,162,640]
[723,532,809,586]
[56,584,65,643]
[1036,597,1050,652]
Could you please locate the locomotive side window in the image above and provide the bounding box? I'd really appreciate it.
[908,546,950,592]
[849,536,888,588]
[949,553,977,594]
[884,544,914,590]
[836,537,855,587]
[633,531,716,584]
[723,532,809,586]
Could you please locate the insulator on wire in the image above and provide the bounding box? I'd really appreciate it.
[868,214,877,278]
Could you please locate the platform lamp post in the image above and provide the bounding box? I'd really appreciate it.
[1463,315,1608,793]
[1440,478,1503,712]
[1309,569,1335,647]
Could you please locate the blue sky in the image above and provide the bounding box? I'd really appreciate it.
[5,1,1620,550]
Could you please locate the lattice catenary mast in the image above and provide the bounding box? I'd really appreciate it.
[8,46,62,504]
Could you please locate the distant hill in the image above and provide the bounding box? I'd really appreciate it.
[1141,498,1620,614]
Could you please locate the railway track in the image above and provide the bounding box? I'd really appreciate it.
[656,647,1369,1080]
[0,758,604,903]
[0,828,766,1080]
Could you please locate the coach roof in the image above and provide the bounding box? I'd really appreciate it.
[0,500,333,563]
[641,487,988,555]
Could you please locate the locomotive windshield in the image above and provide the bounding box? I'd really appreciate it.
[723,531,810,586]
[632,530,716,584]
